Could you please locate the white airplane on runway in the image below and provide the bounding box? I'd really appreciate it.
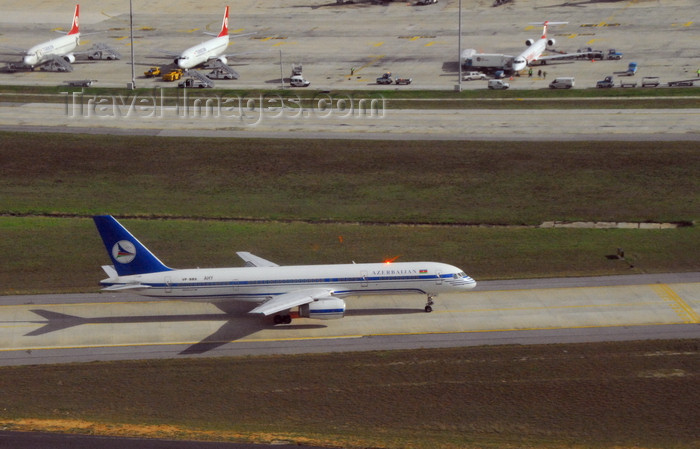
[512,21,575,72]
[93,215,476,324]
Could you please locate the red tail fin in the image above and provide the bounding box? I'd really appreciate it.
[68,4,80,35]
[218,6,229,38]
[541,20,549,39]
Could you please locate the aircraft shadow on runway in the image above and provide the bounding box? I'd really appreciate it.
[25,308,326,355]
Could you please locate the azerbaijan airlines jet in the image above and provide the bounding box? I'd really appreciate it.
[93,216,476,324]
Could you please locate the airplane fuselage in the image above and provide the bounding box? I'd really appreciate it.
[177,35,229,70]
[24,33,79,67]
[101,261,476,302]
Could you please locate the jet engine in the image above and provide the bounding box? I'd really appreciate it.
[217,56,228,65]
[299,298,345,320]
[547,38,556,47]
[63,53,76,63]
[525,39,534,47]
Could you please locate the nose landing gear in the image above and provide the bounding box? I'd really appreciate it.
[425,295,435,313]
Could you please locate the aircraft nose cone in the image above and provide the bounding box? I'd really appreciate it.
[23,55,36,66]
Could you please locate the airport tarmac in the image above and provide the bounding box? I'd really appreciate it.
[1,272,698,366]
[0,0,698,91]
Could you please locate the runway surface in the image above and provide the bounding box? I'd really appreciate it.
[1,272,698,366]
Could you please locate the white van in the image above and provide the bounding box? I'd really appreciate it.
[549,77,575,89]
[487,79,509,90]
[290,75,310,87]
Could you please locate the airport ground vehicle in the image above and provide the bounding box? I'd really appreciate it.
[144,67,161,77]
[463,71,488,81]
[668,80,694,87]
[620,80,637,88]
[462,52,512,71]
[207,68,235,80]
[290,74,310,87]
[596,76,614,88]
[605,49,623,60]
[487,79,509,90]
[65,79,95,87]
[376,72,394,84]
[624,62,638,76]
[416,0,438,5]
[178,78,211,88]
[548,77,574,89]
[162,69,183,82]
[395,77,412,85]
[641,77,660,87]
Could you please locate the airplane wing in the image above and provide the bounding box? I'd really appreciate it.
[102,283,152,291]
[236,251,279,267]
[249,288,334,316]
[0,45,27,55]
[536,52,588,62]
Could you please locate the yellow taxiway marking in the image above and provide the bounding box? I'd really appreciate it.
[372,42,384,48]
[652,284,699,324]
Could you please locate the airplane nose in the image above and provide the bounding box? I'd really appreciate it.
[23,55,35,66]
[463,276,477,289]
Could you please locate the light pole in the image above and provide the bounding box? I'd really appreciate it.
[129,0,135,89]
[457,0,462,92]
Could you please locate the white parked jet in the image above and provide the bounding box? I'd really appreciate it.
[174,6,233,70]
[512,21,572,72]
[94,215,476,324]
[20,4,81,70]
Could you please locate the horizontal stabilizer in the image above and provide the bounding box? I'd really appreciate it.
[249,288,334,316]
[101,265,118,278]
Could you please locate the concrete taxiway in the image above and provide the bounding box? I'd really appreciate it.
[1,272,698,366]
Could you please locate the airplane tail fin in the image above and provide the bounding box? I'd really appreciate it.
[93,215,172,277]
[68,4,80,36]
[218,6,230,37]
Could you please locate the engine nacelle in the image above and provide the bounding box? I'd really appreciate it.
[299,298,345,320]
[547,38,556,47]
[63,53,76,63]
[525,39,534,47]
[217,56,228,65]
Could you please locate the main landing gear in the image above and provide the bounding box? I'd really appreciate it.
[273,314,292,325]
[425,295,435,313]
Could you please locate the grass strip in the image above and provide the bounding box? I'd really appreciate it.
[1,216,698,294]
[1,133,697,226]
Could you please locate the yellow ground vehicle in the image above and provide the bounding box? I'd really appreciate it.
[162,69,183,82]
[144,67,161,77]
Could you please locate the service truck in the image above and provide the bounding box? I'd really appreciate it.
[462,51,513,71]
